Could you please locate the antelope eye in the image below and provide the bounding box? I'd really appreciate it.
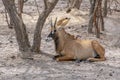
[50,30,56,35]
[54,30,56,32]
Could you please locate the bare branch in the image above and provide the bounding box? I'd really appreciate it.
[24,0,28,3]
[4,9,12,29]
[44,0,48,10]
[34,0,40,15]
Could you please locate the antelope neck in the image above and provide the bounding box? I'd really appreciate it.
[54,27,76,53]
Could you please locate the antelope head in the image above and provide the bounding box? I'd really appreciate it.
[46,17,70,42]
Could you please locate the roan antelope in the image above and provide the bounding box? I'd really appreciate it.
[46,17,106,62]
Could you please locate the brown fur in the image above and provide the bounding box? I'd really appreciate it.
[50,18,106,62]
[54,28,76,54]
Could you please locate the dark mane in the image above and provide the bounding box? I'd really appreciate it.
[54,37,59,52]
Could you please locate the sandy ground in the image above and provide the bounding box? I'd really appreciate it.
[0,0,120,80]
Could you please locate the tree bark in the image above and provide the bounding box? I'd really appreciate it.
[67,0,82,13]
[2,0,31,58]
[31,0,59,53]
[114,37,120,48]
[18,0,24,18]
[103,0,108,17]
[88,0,96,33]
[89,0,96,16]
[88,0,104,38]
[72,0,82,9]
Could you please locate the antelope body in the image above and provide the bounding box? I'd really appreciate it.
[47,17,106,62]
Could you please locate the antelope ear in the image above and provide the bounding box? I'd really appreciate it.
[57,17,70,27]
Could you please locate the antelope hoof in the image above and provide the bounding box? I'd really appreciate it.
[53,56,57,60]
[56,58,60,62]
[75,59,82,63]
[53,55,62,60]
[53,55,59,60]
[87,58,95,62]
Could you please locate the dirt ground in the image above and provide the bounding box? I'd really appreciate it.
[0,0,120,80]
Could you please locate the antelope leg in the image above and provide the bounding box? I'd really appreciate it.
[56,55,73,61]
[87,57,106,62]
[53,55,62,60]
[88,40,106,62]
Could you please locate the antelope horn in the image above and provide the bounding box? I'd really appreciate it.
[54,17,57,29]
[51,18,53,27]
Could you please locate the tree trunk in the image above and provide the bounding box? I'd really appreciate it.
[103,0,108,17]
[72,0,82,9]
[114,37,120,48]
[31,0,59,53]
[18,0,24,18]
[2,0,31,58]
[88,0,104,38]
[89,0,96,16]
[88,0,96,33]
[9,0,24,29]
[67,0,82,13]
[99,2,104,31]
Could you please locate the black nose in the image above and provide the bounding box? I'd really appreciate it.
[45,37,52,42]
[48,33,51,37]
[48,32,53,38]
[45,38,49,42]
